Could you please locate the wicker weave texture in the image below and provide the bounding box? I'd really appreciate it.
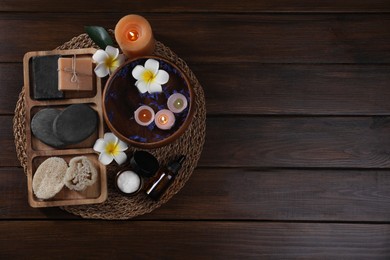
[13,33,206,219]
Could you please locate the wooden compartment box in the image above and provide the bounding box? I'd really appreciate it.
[23,49,107,208]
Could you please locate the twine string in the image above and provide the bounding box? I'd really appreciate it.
[58,54,90,90]
[70,54,78,83]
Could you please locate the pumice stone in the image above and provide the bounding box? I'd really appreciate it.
[31,108,65,148]
[53,104,98,145]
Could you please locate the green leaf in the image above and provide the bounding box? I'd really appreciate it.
[85,26,114,49]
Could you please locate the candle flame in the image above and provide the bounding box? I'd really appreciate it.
[158,115,168,125]
[127,30,139,41]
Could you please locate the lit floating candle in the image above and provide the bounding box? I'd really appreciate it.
[115,14,155,58]
[167,93,188,113]
[134,105,155,126]
[155,109,175,130]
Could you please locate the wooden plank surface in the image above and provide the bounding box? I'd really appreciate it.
[202,116,390,168]
[1,0,390,258]
[3,167,390,222]
[0,14,389,63]
[3,64,390,116]
[5,116,390,168]
[0,0,389,12]
[1,221,389,259]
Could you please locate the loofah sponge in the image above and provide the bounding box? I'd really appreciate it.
[64,156,98,191]
[32,157,68,199]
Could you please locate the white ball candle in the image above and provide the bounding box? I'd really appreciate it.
[116,170,141,194]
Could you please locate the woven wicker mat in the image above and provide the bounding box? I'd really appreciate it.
[13,33,206,219]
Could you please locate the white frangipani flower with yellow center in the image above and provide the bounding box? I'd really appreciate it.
[92,46,125,78]
[93,132,128,165]
[132,59,169,94]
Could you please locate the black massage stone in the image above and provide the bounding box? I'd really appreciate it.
[53,104,98,145]
[31,108,65,148]
[30,55,64,100]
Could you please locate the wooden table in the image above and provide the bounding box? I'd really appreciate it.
[1,1,390,258]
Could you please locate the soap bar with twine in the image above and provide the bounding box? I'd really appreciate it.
[58,56,93,91]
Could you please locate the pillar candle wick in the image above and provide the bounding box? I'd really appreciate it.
[127,29,139,41]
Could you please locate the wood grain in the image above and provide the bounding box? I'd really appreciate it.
[6,115,390,168]
[198,64,390,115]
[0,64,23,114]
[0,0,389,12]
[1,221,389,259]
[202,116,390,168]
[3,167,390,222]
[1,0,390,257]
[3,64,390,116]
[0,14,389,63]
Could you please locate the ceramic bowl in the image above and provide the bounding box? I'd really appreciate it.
[103,56,195,148]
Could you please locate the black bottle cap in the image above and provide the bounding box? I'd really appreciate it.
[167,155,186,174]
[130,151,159,178]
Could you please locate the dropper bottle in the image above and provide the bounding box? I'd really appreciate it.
[145,155,185,200]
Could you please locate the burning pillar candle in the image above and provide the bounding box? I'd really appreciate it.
[155,109,175,130]
[167,93,188,113]
[134,105,155,126]
[115,14,155,58]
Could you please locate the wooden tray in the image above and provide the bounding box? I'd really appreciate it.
[23,48,107,208]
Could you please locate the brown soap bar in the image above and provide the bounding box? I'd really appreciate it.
[58,57,93,91]
[30,55,64,100]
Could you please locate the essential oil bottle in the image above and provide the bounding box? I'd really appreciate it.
[145,155,185,200]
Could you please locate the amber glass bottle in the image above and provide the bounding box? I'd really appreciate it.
[145,156,185,200]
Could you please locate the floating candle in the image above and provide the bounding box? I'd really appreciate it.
[115,14,155,58]
[134,105,155,126]
[167,93,188,113]
[155,109,175,130]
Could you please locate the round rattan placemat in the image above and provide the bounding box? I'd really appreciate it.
[13,33,206,219]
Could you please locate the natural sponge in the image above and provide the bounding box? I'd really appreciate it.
[64,156,98,191]
[32,157,68,199]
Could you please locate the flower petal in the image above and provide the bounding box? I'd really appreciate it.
[148,82,163,93]
[109,55,126,74]
[104,132,118,143]
[132,65,145,80]
[105,45,119,59]
[135,80,148,93]
[154,70,169,85]
[113,152,127,165]
[109,64,119,74]
[117,140,128,152]
[92,49,109,63]
[144,59,159,76]
[99,152,114,165]
[94,63,109,78]
[93,138,106,153]
[116,54,126,66]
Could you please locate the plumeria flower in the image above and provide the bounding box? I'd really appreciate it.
[92,46,125,78]
[132,58,169,94]
[93,132,128,165]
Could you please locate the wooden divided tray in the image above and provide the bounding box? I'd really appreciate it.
[23,48,107,207]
